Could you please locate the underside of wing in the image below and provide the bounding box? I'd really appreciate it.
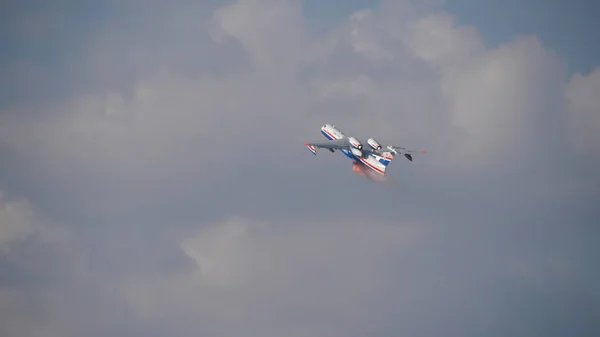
[304,139,350,154]
[383,145,427,161]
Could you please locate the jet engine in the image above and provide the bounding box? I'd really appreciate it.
[348,137,363,150]
[367,138,382,151]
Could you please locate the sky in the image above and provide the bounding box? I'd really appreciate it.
[1,1,599,336]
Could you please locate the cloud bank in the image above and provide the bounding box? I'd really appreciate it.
[1,0,599,336]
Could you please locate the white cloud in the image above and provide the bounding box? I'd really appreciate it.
[1,0,599,336]
[0,192,66,255]
[0,0,591,190]
[0,192,37,253]
[210,0,309,67]
[320,74,376,98]
[346,9,394,62]
[440,36,566,166]
[566,67,600,156]
[0,192,77,337]
[124,216,425,336]
[408,12,484,67]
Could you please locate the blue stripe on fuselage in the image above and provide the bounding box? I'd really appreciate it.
[379,158,391,166]
[342,149,357,160]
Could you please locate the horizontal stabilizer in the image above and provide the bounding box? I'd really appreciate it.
[386,145,427,161]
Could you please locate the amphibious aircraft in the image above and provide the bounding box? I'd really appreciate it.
[304,124,426,181]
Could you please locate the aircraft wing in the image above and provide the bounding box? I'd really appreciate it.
[304,139,350,155]
[379,145,427,161]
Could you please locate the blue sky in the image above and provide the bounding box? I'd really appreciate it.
[3,0,599,74]
[1,0,598,109]
[302,0,599,74]
[444,0,600,75]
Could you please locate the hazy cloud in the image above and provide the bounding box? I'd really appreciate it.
[0,192,37,253]
[566,67,600,156]
[124,216,425,336]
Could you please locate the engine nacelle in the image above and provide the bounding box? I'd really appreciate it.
[367,138,382,151]
[348,137,363,150]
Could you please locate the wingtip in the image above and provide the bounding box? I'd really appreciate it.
[304,142,317,155]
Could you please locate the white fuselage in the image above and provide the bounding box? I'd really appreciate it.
[320,124,391,175]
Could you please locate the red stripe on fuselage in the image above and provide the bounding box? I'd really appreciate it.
[357,156,385,175]
[322,129,338,140]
